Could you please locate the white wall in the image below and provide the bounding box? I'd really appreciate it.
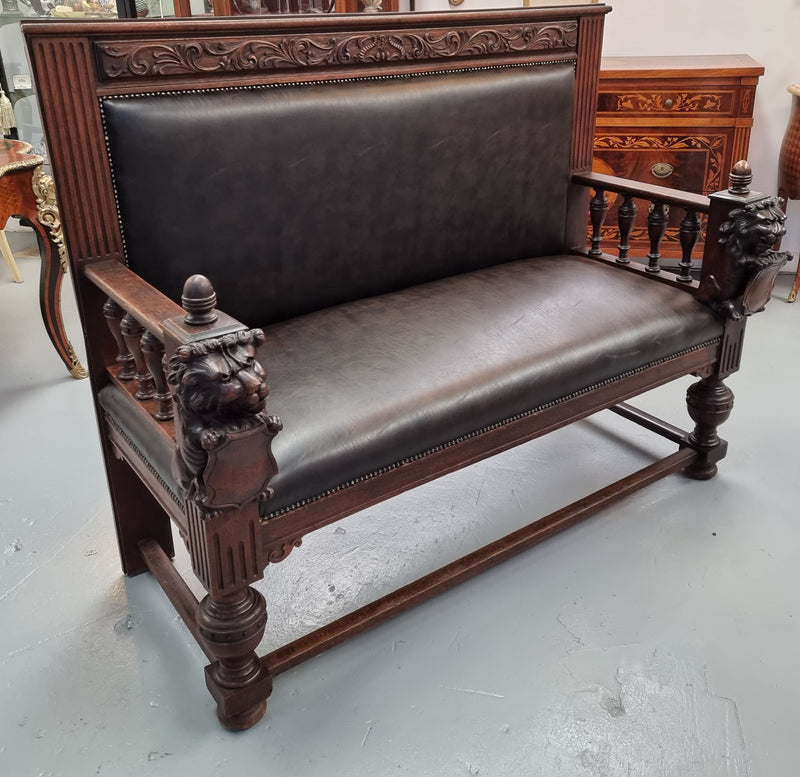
[410,0,800,267]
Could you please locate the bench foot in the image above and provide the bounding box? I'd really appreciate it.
[216,698,268,731]
[684,376,734,480]
[198,587,272,730]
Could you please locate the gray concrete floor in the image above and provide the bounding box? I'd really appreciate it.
[1,237,798,776]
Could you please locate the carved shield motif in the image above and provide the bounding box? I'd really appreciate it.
[201,423,278,510]
[742,261,787,316]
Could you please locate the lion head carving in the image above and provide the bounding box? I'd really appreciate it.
[168,329,268,422]
[719,196,787,271]
[707,196,790,319]
[167,328,281,503]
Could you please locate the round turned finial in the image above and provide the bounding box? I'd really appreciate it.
[182,274,219,326]
[728,159,753,195]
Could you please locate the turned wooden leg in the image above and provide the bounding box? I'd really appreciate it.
[197,586,272,730]
[685,376,734,480]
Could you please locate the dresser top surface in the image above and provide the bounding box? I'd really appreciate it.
[600,54,764,78]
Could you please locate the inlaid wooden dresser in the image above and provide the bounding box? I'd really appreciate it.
[594,55,764,259]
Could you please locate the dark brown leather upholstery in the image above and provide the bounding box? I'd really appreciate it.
[101,64,575,327]
[99,255,722,517]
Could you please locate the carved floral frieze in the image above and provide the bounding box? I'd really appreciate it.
[95,22,578,79]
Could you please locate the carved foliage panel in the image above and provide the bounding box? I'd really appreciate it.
[94,21,579,80]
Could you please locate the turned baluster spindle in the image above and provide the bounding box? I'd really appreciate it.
[141,331,173,421]
[646,201,668,273]
[677,209,701,283]
[121,313,156,401]
[616,195,637,264]
[589,188,609,256]
[103,298,136,381]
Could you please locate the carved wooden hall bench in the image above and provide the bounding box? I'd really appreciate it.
[22,6,788,729]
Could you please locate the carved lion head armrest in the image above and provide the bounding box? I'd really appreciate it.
[699,161,791,320]
[161,275,282,516]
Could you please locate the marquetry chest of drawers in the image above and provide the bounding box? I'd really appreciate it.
[593,54,764,258]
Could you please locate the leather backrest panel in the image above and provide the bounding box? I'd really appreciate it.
[102,64,575,326]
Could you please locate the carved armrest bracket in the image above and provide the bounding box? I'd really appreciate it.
[698,161,790,321]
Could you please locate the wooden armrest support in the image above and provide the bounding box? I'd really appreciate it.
[572,171,710,213]
[85,260,185,339]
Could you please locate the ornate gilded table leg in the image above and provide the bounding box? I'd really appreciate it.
[778,84,800,303]
[30,168,87,379]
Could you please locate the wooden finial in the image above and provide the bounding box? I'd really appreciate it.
[728,159,752,196]
[182,274,218,326]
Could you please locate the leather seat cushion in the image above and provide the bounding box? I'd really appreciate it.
[99,256,723,518]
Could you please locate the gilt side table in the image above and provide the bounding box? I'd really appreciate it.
[0,139,86,378]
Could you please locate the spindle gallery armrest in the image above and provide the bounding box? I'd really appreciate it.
[573,162,790,309]
[23,5,788,732]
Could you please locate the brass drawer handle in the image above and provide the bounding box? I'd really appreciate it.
[651,162,674,179]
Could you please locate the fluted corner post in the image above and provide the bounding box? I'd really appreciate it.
[162,275,282,730]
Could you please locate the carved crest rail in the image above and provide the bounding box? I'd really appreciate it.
[94,22,580,80]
